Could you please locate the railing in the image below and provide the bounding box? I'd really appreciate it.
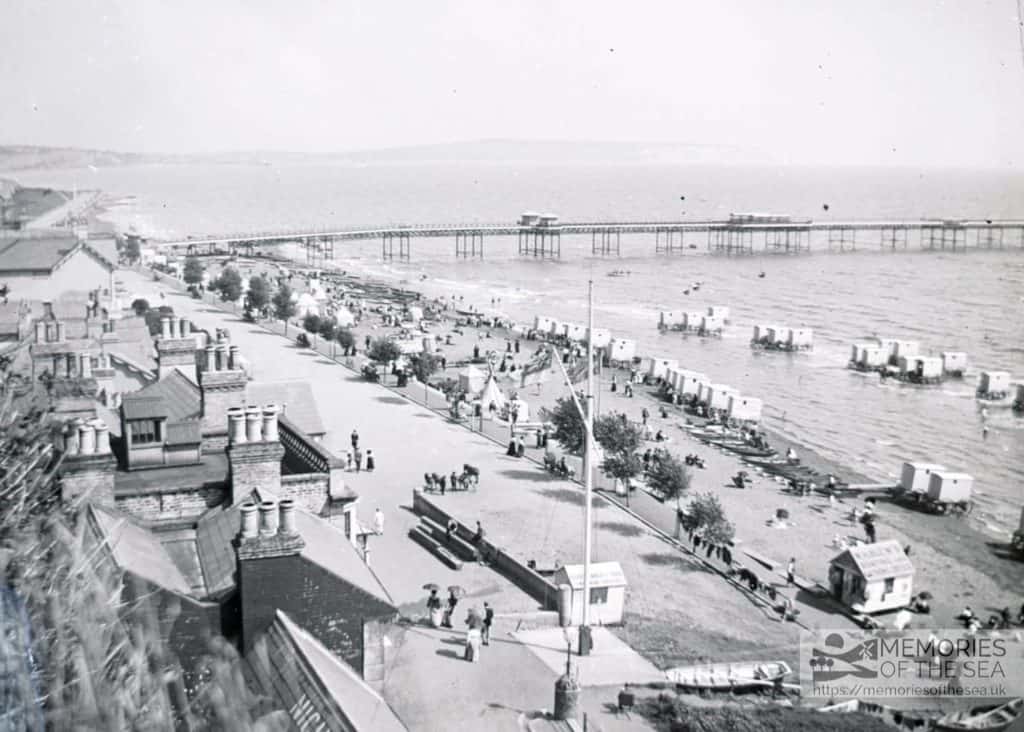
[278,414,345,473]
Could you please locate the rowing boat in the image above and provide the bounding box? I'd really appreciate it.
[933,698,1023,731]
[664,660,791,691]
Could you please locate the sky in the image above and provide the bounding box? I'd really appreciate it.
[2,0,1023,167]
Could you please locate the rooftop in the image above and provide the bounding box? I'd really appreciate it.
[246,380,325,436]
[114,452,229,496]
[121,367,200,423]
[831,539,915,581]
[0,235,78,273]
[88,504,193,596]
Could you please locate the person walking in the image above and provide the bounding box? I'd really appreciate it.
[345,451,354,471]
[611,375,618,393]
[442,590,459,628]
[353,448,363,472]
[373,508,384,536]
[787,558,796,586]
[514,339,520,354]
[351,429,360,450]
[450,470,459,492]
[438,473,447,495]
[365,449,375,472]
[482,602,494,645]
[427,589,443,628]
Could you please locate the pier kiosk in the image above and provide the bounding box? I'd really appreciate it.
[554,561,627,627]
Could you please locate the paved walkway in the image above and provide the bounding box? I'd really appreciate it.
[515,627,665,687]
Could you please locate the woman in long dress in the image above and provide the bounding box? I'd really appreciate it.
[426,590,443,628]
[464,608,483,662]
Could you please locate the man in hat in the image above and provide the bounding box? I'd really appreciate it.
[482,602,494,645]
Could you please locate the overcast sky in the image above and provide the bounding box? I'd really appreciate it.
[2,0,1023,167]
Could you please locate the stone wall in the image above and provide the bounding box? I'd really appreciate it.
[412,491,559,610]
[280,473,330,515]
[60,453,117,505]
[227,441,284,505]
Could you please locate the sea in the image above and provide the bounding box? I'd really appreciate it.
[8,161,1024,535]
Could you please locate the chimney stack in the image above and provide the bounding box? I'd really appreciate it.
[58,417,116,505]
[200,344,247,439]
[226,405,284,504]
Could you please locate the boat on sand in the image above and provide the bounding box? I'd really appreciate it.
[933,698,1023,732]
[664,660,792,691]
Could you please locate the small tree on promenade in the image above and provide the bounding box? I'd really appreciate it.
[409,352,441,383]
[246,275,271,314]
[302,313,322,334]
[336,327,355,355]
[647,449,691,508]
[213,267,243,303]
[318,318,338,342]
[183,256,205,287]
[679,492,735,545]
[546,398,643,456]
[122,235,141,263]
[368,337,402,365]
[601,450,644,491]
[272,284,297,321]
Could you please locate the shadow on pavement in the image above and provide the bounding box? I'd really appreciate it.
[597,521,644,538]
[498,469,553,483]
[435,649,462,660]
[376,396,409,405]
[246,329,279,335]
[539,487,607,508]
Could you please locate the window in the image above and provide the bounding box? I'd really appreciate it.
[589,587,609,605]
[129,419,161,445]
[883,577,895,595]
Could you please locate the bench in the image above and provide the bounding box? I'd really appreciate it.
[408,526,464,570]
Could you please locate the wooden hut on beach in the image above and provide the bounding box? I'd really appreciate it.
[828,540,914,614]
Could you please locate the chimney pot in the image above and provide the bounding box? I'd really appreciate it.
[228,344,240,370]
[79,353,93,378]
[92,419,110,455]
[55,322,66,342]
[261,405,279,442]
[179,317,190,340]
[64,421,81,454]
[78,422,96,455]
[227,407,246,444]
[278,499,297,536]
[240,502,259,538]
[258,500,278,537]
[43,301,53,318]
[245,407,263,442]
[215,344,227,371]
[205,345,217,372]
[161,316,172,339]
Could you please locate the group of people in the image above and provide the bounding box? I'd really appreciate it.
[424,469,472,494]
[425,588,496,662]
[683,453,706,469]
[609,375,635,398]
[345,429,376,472]
[506,436,528,458]
[956,604,1024,633]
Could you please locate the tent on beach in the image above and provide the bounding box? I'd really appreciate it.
[458,365,487,395]
[478,376,507,412]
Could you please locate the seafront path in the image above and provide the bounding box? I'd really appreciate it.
[125,270,809,668]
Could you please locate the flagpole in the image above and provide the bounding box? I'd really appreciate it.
[580,280,595,656]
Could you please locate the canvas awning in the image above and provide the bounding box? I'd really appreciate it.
[478,377,507,411]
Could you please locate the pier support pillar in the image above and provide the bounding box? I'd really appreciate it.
[382,232,411,261]
[455,231,484,258]
[592,229,620,256]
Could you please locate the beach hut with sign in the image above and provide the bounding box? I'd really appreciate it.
[564,322,588,342]
[534,315,554,333]
[682,311,704,332]
[977,370,1011,400]
[678,370,708,396]
[553,561,627,626]
[828,540,914,614]
[728,395,763,423]
[941,351,968,377]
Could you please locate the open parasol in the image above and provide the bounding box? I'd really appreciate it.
[447,585,467,598]
[916,591,933,600]
[422,582,440,592]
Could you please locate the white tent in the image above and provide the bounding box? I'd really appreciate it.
[294,292,319,317]
[334,306,355,327]
[478,377,507,412]
[458,365,487,394]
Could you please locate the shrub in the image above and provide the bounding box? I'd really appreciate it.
[183,256,205,286]
[336,328,355,353]
[212,267,243,303]
[131,298,150,315]
[272,284,296,321]
[368,337,402,364]
[646,449,691,507]
[302,313,322,334]
[246,275,272,313]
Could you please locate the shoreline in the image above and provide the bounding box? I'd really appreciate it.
[252,244,1024,605]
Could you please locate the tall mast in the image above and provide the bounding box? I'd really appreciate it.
[581,279,595,638]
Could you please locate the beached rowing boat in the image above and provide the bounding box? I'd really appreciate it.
[933,698,1023,731]
[664,660,791,691]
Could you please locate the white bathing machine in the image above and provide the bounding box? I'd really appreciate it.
[659,311,685,330]
[850,342,873,364]
[860,345,887,369]
[706,384,738,411]
[899,462,946,497]
[728,395,763,423]
[678,370,707,396]
[788,328,813,350]
[587,327,612,348]
[927,471,973,511]
[941,351,967,376]
[754,324,779,346]
[647,357,679,381]
[1015,383,1024,412]
[911,356,943,382]
[767,327,791,347]
[977,370,1011,399]
[891,340,919,364]
[564,322,588,342]
[682,311,704,331]
[707,306,730,322]
[696,381,714,404]
[700,314,725,335]
[548,319,564,338]
[534,315,554,333]
[607,338,636,364]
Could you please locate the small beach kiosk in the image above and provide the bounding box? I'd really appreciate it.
[553,561,627,626]
[458,365,487,395]
[828,540,914,614]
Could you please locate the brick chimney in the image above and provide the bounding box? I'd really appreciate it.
[155,316,197,380]
[226,405,284,505]
[236,498,305,651]
[57,417,116,504]
[199,337,247,438]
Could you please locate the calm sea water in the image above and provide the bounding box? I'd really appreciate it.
[9,162,1024,533]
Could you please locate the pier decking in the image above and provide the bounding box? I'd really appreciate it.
[158,217,1024,263]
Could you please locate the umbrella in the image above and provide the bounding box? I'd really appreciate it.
[422,583,440,592]
[916,591,933,600]
[447,586,466,598]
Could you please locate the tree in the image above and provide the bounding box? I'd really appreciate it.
[679,492,735,544]
[246,275,271,313]
[409,352,440,383]
[545,398,642,456]
[122,235,141,263]
[213,267,243,303]
[594,415,643,455]
[131,297,150,316]
[183,256,205,286]
[272,284,296,321]
[301,313,322,334]
[601,450,644,486]
[318,318,338,342]
[368,337,402,364]
[336,327,355,354]
[545,396,586,453]
[646,449,692,508]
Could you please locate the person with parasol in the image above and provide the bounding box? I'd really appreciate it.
[464,604,483,663]
[442,586,464,629]
[424,584,443,628]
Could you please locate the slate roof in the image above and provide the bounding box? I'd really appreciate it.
[88,504,192,595]
[114,452,229,496]
[121,368,200,422]
[0,235,78,273]
[830,539,915,581]
[253,611,407,732]
[245,380,325,437]
[196,493,392,606]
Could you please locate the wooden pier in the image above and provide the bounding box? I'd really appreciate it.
[170,216,1024,262]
